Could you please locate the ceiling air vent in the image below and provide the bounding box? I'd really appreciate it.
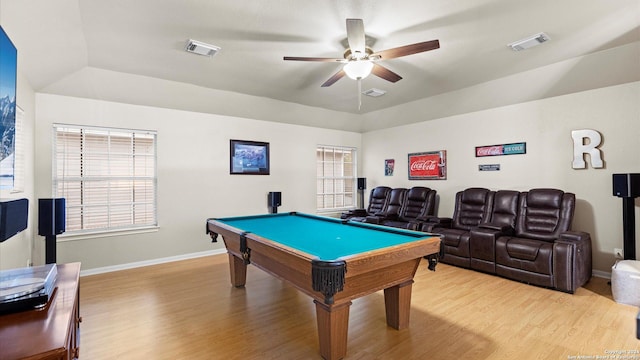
[185,39,221,57]
[508,32,550,51]
[362,88,386,97]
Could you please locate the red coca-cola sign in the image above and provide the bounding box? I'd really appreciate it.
[476,146,503,157]
[408,151,446,179]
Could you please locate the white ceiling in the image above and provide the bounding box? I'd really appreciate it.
[1,0,639,131]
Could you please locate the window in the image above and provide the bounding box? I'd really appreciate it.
[53,124,157,234]
[11,106,24,192]
[316,145,356,211]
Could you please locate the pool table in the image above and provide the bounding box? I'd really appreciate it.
[206,212,441,360]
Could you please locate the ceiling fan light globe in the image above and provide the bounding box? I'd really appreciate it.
[344,61,374,80]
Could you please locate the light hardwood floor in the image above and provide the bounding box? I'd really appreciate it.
[79,255,639,359]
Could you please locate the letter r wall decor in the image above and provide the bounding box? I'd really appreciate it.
[571,129,604,169]
[408,150,446,180]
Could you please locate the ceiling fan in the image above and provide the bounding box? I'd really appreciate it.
[283,18,440,87]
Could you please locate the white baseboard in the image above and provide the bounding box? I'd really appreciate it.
[592,269,611,280]
[79,249,227,277]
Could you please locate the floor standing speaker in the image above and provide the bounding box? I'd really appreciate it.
[268,192,281,214]
[612,174,639,260]
[38,198,66,264]
[613,173,640,197]
[357,178,366,209]
[357,178,366,190]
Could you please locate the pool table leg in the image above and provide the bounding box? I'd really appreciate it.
[383,280,414,330]
[314,300,351,360]
[228,253,247,287]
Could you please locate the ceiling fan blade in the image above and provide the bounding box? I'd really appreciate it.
[371,64,402,83]
[321,69,346,87]
[346,19,366,57]
[371,40,440,60]
[283,56,345,62]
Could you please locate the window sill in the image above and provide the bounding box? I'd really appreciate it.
[57,226,160,242]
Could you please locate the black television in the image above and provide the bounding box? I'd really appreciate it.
[0,25,18,190]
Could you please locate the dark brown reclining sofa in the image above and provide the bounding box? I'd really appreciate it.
[423,187,592,293]
[342,186,437,230]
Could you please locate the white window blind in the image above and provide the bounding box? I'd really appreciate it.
[53,124,157,233]
[11,106,24,192]
[316,145,356,211]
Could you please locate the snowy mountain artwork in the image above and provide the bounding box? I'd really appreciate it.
[0,26,17,189]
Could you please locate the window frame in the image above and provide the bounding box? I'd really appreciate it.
[316,145,357,213]
[52,124,158,237]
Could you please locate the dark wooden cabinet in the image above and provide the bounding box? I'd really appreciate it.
[0,263,81,360]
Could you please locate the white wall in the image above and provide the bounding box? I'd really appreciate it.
[34,94,362,270]
[362,81,640,273]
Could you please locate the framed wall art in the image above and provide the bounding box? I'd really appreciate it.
[385,159,395,176]
[408,150,446,180]
[0,26,17,189]
[230,139,270,175]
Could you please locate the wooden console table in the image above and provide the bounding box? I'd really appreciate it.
[0,262,81,360]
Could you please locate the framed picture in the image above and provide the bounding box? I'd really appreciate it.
[385,159,395,176]
[408,150,446,180]
[230,139,270,175]
[0,26,17,190]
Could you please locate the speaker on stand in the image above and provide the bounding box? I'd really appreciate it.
[38,198,66,264]
[613,174,640,260]
[357,178,366,209]
[268,192,281,214]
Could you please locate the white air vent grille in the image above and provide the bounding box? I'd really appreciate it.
[185,39,220,57]
[508,32,550,51]
[362,88,386,97]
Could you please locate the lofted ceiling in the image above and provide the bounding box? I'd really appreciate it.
[0,0,639,131]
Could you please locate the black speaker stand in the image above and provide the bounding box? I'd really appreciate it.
[622,197,637,260]
[358,189,364,209]
[45,235,57,264]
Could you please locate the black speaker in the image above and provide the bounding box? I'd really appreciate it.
[357,178,367,190]
[613,173,640,198]
[38,198,66,236]
[0,198,29,243]
[268,192,281,207]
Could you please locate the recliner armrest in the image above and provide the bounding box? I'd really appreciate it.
[479,222,514,235]
[425,217,452,227]
[341,208,368,219]
[559,231,589,243]
[418,217,452,232]
[554,230,592,293]
[364,216,383,224]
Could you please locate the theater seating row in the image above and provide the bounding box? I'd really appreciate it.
[340,186,437,230]
[343,186,592,293]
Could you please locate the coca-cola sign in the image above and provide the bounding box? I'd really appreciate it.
[476,142,526,157]
[408,150,446,180]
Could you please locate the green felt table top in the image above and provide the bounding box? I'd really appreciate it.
[214,212,434,261]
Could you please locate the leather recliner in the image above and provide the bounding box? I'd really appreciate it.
[492,188,592,293]
[367,186,436,230]
[364,188,407,224]
[341,186,391,222]
[422,188,494,268]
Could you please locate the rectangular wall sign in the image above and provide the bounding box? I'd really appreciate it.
[476,142,526,157]
[479,164,501,171]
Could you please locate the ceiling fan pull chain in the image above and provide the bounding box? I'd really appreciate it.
[358,78,362,110]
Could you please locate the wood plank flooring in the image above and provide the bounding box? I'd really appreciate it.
[79,255,639,359]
